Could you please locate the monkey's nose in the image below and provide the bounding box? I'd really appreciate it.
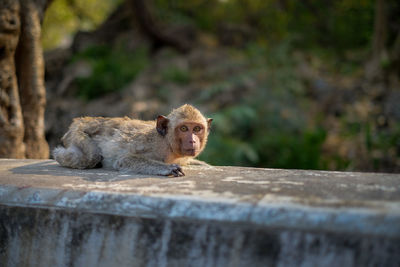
[189,134,196,144]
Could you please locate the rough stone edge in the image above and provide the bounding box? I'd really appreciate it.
[1,184,399,238]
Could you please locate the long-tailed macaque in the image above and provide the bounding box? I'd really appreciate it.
[53,104,212,176]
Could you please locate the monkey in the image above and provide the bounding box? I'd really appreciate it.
[53,104,212,177]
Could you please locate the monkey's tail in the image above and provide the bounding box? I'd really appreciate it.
[53,145,102,169]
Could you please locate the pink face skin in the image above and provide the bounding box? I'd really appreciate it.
[175,122,205,156]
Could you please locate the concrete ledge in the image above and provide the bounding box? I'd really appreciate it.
[1,159,399,266]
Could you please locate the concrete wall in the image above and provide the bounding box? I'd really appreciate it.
[1,159,399,266]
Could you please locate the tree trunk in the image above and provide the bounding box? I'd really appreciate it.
[71,0,193,54]
[16,0,51,158]
[0,0,25,158]
[0,0,51,159]
[371,0,387,62]
[130,0,191,53]
[366,0,387,78]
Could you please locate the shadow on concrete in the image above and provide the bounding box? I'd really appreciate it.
[10,160,163,182]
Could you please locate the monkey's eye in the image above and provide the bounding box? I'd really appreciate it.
[193,126,202,132]
[180,125,188,132]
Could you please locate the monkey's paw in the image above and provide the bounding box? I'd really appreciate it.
[162,164,185,177]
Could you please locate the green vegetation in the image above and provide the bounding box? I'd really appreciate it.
[198,42,329,169]
[44,1,375,53]
[199,104,328,169]
[154,0,375,50]
[42,0,122,50]
[161,67,191,85]
[72,45,149,100]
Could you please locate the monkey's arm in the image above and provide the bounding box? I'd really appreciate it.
[186,158,211,166]
[113,155,185,177]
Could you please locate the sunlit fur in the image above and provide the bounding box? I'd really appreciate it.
[53,104,212,176]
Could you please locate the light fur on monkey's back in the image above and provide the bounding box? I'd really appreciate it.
[63,116,156,142]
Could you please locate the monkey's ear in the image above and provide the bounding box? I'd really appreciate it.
[207,118,213,130]
[156,115,169,136]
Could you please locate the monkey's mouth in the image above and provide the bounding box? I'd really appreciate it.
[183,149,197,156]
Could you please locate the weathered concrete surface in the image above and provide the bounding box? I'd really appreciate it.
[0,159,399,266]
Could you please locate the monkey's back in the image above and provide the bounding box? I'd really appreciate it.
[63,116,153,140]
[62,117,159,163]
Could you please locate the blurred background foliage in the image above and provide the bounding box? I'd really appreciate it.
[42,0,122,49]
[72,45,149,100]
[42,0,400,172]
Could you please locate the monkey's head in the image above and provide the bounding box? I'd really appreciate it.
[156,104,212,158]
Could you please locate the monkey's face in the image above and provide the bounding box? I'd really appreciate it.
[175,122,206,156]
[156,106,212,159]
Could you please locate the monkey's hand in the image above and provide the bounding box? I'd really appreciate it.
[161,164,185,177]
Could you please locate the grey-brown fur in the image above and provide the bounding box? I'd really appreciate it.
[53,105,211,176]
